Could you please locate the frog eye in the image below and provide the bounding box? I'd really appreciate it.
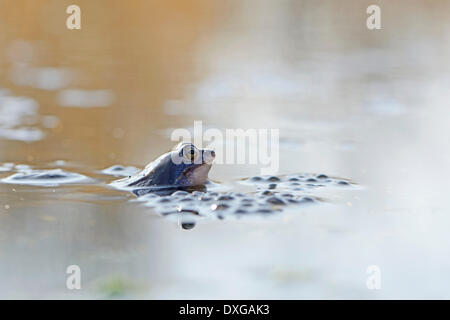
[182,145,199,162]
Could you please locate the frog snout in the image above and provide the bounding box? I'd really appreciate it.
[203,149,215,164]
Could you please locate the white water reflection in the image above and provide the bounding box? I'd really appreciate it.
[10,64,74,91]
[57,89,115,108]
[0,89,44,141]
[7,40,74,91]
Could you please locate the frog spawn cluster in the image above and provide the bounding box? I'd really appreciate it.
[243,173,352,190]
[132,173,354,229]
[134,189,317,230]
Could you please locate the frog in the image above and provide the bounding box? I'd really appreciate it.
[110,142,215,195]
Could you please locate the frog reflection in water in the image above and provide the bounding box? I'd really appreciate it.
[112,142,215,196]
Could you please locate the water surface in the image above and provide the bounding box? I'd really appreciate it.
[0,0,450,299]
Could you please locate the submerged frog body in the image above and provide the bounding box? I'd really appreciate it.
[111,142,215,195]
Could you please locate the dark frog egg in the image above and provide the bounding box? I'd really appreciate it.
[241,198,255,207]
[306,178,317,183]
[299,197,315,203]
[261,190,273,196]
[158,197,172,203]
[256,208,274,214]
[266,196,286,205]
[288,177,300,181]
[176,207,199,215]
[241,203,254,207]
[337,180,350,186]
[249,176,263,182]
[181,223,196,230]
[316,174,328,179]
[281,193,294,198]
[268,183,277,190]
[217,195,234,201]
[266,176,281,182]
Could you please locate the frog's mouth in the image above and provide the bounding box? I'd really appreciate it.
[188,163,212,186]
[177,150,215,186]
[202,149,215,164]
[174,163,212,186]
